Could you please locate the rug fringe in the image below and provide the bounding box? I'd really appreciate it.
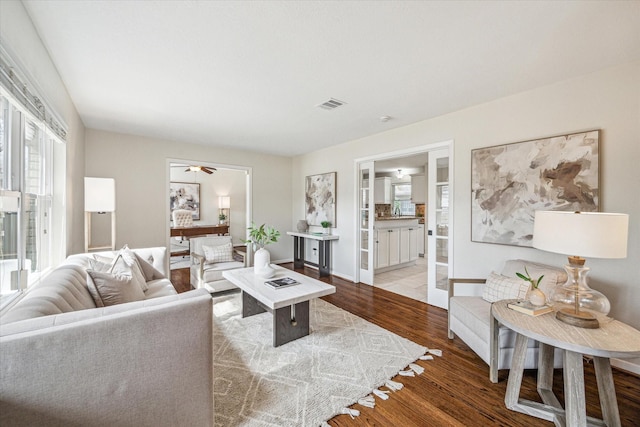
[385,379,404,391]
[358,395,376,408]
[340,407,360,419]
[409,362,424,375]
[327,350,441,425]
[373,388,390,400]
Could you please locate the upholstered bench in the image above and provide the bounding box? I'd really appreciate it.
[448,259,567,382]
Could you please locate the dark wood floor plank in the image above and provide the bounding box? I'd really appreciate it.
[171,264,640,426]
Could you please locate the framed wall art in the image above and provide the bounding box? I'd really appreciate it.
[471,130,599,247]
[170,182,200,220]
[305,172,336,226]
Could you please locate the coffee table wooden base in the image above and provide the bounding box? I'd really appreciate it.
[242,291,310,347]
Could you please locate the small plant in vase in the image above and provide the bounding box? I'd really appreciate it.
[320,221,332,235]
[517,267,546,306]
[218,213,227,224]
[243,223,280,277]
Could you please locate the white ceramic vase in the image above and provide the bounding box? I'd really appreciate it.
[529,288,546,306]
[261,264,276,278]
[254,247,271,274]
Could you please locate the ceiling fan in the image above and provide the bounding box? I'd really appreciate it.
[171,164,217,174]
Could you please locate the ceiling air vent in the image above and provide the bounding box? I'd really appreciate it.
[316,98,347,110]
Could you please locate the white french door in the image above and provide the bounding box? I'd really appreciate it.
[427,148,450,308]
[358,161,375,285]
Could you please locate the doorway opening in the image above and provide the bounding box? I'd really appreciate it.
[166,159,252,270]
[355,141,453,308]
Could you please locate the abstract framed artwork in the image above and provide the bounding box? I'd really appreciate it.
[170,182,200,220]
[471,130,599,247]
[305,172,336,226]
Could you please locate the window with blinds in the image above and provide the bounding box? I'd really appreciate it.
[0,91,63,305]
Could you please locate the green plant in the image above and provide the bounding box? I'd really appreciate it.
[516,266,544,289]
[320,221,332,228]
[243,223,280,249]
[218,213,227,221]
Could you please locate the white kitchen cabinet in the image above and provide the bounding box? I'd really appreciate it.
[374,177,391,204]
[388,228,400,265]
[411,174,426,204]
[375,219,419,271]
[418,224,425,256]
[376,228,399,269]
[375,230,388,269]
[400,226,419,263]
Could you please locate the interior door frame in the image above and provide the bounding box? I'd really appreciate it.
[165,158,253,262]
[353,140,454,286]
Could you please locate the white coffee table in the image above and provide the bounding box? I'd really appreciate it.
[222,266,336,346]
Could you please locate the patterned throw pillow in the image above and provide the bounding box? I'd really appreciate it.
[202,243,234,263]
[481,271,530,303]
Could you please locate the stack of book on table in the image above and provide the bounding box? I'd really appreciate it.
[265,277,299,289]
[507,300,553,316]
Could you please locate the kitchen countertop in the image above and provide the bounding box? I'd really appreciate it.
[375,216,421,221]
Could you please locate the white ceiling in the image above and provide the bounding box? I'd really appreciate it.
[23,1,640,157]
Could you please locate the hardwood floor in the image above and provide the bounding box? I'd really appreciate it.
[171,264,640,426]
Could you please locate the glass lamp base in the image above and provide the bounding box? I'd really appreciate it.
[555,307,600,329]
[550,263,610,329]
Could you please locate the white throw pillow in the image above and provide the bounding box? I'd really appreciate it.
[482,271,530,303]
[501,260,564,297]
[86,269,145,307]
[203,243,234,263]
[93,247,149,292]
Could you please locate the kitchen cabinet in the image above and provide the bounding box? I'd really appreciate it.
[400,226,419,263]
[374,177,391,204]
[418,224,425,256]
[374,219,419,271]
[411,174,426,204]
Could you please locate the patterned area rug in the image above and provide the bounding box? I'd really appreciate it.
[212,293,428,426]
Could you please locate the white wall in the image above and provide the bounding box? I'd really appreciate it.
[0,0,86,258]
[293,62,640,337]
[169,166,246,244]
[85,129,293,262]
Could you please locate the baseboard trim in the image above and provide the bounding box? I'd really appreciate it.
[612,358,640,376]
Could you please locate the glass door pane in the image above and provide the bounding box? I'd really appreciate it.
[427,149,450,308]
[359,161,375,284]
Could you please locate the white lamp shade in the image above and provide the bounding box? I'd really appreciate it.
[85,177,115,212]
[219,196,230,209]
[532,211,628,259]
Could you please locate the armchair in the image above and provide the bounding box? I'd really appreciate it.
[190,236,246,293]
[448,259,567,383]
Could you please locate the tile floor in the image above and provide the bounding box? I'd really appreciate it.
[374,256,427,303]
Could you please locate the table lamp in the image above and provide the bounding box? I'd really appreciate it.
[532,211,628,328]
[219,196,230,225]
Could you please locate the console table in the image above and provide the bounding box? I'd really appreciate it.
[286,231,339,277]
[492,300,640,427]
[170,224,228,239]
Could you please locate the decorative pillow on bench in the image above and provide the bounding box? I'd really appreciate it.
[481,271,530,303]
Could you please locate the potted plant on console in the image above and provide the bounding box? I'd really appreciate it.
[320,221,332,235]
[243,223,280,278]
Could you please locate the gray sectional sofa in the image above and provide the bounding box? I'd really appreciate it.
[0,247,214,427]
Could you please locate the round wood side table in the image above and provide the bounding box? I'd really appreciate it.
[491,299,640,427]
